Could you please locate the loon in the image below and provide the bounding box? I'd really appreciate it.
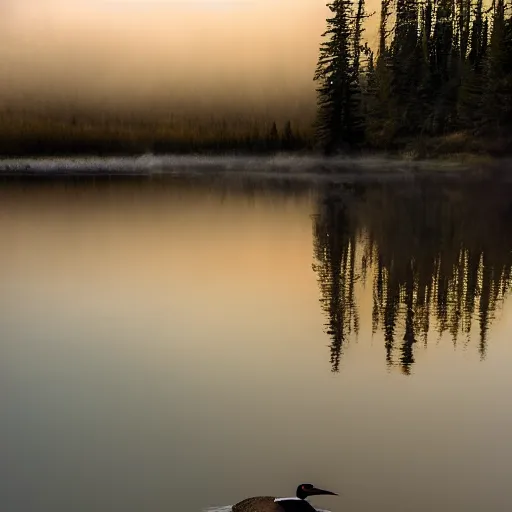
[232,483,338,512]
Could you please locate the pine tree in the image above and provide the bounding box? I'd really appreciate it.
[481,0,512,132]
[282,120,294,150]
[429,0,457,133]
[267,121,279,151]
[457,0,489,130]
[390,0,423,135]
[457,0,471,63]
[314,0,364,154]
[353,0,366,76]
[366,0,394,146]
[412,0,435,135]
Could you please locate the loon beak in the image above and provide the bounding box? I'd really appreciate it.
[310,487,338,496]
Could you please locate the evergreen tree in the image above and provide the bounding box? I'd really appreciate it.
[428,0,458,133]
[481,0,512,132]
[457,0,489,129]
[366,0,394,146]
[267,121,279,151]
[282,120,294,150]
[417,0,434,132]
[389,0,422,134]
[314,0,365,154]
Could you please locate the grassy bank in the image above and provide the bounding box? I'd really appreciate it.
[395,131,512,162]
[0,112,314,157]
[0,113,509,160]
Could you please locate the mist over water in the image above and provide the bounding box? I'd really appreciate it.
[0,154,482,177]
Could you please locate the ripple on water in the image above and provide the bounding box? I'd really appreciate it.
[204,507,332,512]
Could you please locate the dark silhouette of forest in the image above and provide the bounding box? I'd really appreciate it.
[312,180,512,373]
[314,0,512,155]
[315,0,512,153]
[0,113,310,157]
[2,0,510,157]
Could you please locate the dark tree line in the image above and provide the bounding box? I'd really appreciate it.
[315,0,512,152]
[0,111,311,157]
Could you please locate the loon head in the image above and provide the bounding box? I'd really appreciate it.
[296,484,338,500]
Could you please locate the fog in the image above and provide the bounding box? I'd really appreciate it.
[0,154,479,179]
[0,0,380,116]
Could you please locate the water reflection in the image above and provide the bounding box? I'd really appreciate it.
[3,174,512,512]
[313,180,512,374]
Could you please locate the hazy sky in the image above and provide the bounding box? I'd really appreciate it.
[1,0,380,114]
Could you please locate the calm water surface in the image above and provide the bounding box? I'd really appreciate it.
[2,175,512,512]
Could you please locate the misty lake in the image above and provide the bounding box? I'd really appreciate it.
[2,165,512,512]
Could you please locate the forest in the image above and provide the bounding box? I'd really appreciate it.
[1,0,511,157]
[314,0,512,155]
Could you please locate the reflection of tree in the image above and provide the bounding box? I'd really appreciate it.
[312,187,360,371]
[312,181,512,373]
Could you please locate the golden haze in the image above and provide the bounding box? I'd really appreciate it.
[0,0,381,117]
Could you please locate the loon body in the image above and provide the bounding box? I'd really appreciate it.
[232,484,338,512]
